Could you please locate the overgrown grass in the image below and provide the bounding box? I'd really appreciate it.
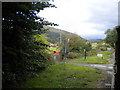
[19,63,104,88]
[65,51,112,64]
[49,46,60,51]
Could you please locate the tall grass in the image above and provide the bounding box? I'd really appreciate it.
[19,63,104,88]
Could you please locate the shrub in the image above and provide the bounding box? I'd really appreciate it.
[66,52,81,59]
[100,47,107,51]
[87,50,97,56]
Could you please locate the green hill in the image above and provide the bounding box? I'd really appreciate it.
[89,39,103,43]
[44,26,70,43]
[45,26,88,44]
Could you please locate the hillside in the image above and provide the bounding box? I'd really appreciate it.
[89,39,103,43]
[44,26,88,44]
[44,26,70,43]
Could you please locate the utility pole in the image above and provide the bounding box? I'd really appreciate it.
[65,38,69,55]
[60,32,61,43]
[84,49,86,59]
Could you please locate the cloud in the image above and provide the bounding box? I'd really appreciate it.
[37,0,119,39]
[85,0,118,28]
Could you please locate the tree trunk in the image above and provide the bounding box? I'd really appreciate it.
[114,26,120,89]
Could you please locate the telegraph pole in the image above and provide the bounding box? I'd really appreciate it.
[84,49,86,59]
[60,32,61,43]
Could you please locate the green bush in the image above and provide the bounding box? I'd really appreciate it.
[87,50,97,56]
[45,53,56,65]
[67,52,81,59]
[99,47,107,51]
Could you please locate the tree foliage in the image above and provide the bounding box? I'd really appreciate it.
[104,26,118,48]
[2,2,56,88]
[60,33,92,59]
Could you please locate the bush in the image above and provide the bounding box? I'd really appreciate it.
[99,47,107,51]
[87,50,97,56]
[66,52,81,59]
[44,53,56,65]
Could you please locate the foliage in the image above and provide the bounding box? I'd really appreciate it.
[19,63,104,88]
[97,42,110,51]
[2,2,56,88]
[66,52,81,59]
[60,33,92,59]
[104,26,118,48]
[91,43,98,50]
[87,50,97,56]
[91,42,111,54]
[83,41,92,51]
[29,34,55,71]
[49,46,60,51]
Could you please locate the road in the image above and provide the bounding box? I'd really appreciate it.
[68,63,113,71]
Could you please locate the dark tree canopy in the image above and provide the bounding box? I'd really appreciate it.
[2,2,56,88]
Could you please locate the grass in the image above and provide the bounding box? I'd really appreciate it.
[19,63,104,88]
[49,46,60,51]
[65,51,112,64]
[18,50,111,88]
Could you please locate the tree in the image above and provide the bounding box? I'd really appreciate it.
[2,2,56,88]
[60,33,92,59]
[104,26,118,48]
[61,33,81,53]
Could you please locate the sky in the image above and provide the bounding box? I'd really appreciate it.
[37,0,119,40]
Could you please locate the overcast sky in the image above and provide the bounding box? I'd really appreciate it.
[37,0,119,40]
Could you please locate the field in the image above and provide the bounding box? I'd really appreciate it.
[65,51,112,64]
[19,63,104,88]
[18,50,112,88]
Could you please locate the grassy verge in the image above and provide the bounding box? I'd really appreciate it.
[19,63,104,88]
[65,51,112,64]
[49,47,60,51]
